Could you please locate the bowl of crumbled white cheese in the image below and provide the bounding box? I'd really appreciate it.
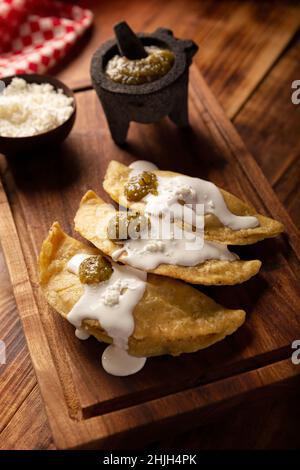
[0,74,76,155]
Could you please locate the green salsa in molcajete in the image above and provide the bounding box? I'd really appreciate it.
[105,46,175,85]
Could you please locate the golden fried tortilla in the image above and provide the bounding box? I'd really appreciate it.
[39,222,246,357]
[103,160,284,245]
[74,191,261,286]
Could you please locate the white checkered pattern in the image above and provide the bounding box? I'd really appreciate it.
[0,0,93,77]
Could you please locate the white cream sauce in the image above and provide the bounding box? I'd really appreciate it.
[129,160,158,175]
[102,345,146,376]
[129,160,259,229]
[75,328,90,340]
[67,254,147,376]
[112,160,258,270]
[112,217,237,270]
[145,174,259,231]
[67,253,90,274]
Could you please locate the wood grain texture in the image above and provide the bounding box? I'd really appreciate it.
[235,36,300,229]
[0,243,37,434]
[55,0,300,118]
[0,64,299,448]
[193,0,300,117]
[0,0,300,450]
[0,386,54,450]
[153,364,300,450]
[1,362,299,451]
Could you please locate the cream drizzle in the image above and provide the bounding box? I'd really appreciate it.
[111,161,258,270]
[112,218,237,270]
[129,160,158,175]
[102,345,146,376]
[67,253,147,376]
[144,174,259,231]
[75,328,90,340]
[129,161,259,230]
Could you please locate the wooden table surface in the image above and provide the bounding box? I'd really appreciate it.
[0,0,300,450]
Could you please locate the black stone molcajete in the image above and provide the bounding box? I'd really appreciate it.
[90,27,198,145]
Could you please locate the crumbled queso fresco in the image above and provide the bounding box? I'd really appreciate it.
[102,279,126,306]
[0,77,74,137]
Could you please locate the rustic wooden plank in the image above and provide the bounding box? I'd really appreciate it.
[275,157,300,230]
[65,358,300,449]
[0,239,37,434]
[153,365,300,450]
[0,386,54,450]
[235,36,300,228]
[1,355,299,450]
[0,2,298,448]
[55,0,300,118]
[0,163,46,447]
[193,0,300,118]
[1,359,299,450]
[0,179,81,448]
[0,63,299,448]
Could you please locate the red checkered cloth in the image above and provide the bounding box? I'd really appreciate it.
[0,0,93,77]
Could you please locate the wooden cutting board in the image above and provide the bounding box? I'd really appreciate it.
[0,66,299,449]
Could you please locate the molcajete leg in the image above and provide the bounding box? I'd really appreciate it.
[168,75,189,127]
[99,95,130,145]
[106,113,129,145]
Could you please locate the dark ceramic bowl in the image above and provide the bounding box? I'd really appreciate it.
[0,74,76,156]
